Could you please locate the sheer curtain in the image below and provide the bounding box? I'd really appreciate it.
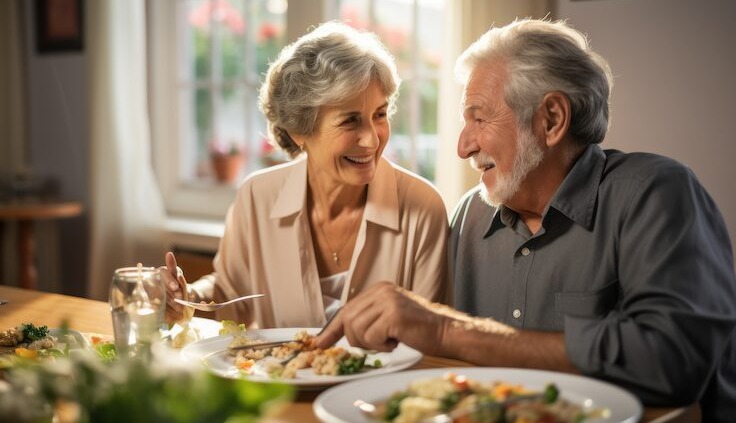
[435,0,551,212]
[87,0,167,299]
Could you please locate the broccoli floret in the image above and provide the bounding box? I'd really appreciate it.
[337,354,367,375]
[544,383,560,403]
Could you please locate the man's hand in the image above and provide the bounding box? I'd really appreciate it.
[314,282,449,356]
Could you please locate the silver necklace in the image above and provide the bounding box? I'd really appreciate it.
[312,179,364,263]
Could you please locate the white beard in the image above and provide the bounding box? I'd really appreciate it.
[479,125,544,207]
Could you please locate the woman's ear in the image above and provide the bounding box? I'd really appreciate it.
[535,91,571,148]
[289,132,306,151]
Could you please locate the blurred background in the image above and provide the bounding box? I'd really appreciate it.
[1,0,734,299]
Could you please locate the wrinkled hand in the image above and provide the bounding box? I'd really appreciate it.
[162,252,192,325]
[314,281,448,355]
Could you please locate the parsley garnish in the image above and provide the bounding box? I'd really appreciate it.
[21,323,49,341]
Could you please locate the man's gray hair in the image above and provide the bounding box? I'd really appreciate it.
[456,19,614,145]
[259,21,400,158]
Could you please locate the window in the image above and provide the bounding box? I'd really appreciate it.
[150,0,444,218]
[180,0,289,184]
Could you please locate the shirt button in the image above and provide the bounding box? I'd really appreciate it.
[512,309,521,319]
[521,247,531,256]
[350,288,355,294]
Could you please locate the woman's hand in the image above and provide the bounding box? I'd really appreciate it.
[162,251,192,325]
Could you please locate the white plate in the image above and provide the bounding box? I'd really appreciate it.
[313,367,643,423]
[49,328,90,350]
[181,327,422,388]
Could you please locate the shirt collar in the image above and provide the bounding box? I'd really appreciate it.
[484,204,515,238]
[270,157,309,219]
[484,143,606,236]
[269,156,400,232]
[546,143,606,230]
[364,158,400,231]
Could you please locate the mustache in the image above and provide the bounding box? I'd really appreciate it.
[470,152,495,171]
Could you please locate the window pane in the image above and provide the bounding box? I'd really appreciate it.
[250,1,286,76]
[384,83,412,170]
[215,84,247,153]
[184,0,217,80]
[179,87,212,182]
[219,0,248,81]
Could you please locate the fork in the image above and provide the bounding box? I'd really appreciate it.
[174,293,265,312]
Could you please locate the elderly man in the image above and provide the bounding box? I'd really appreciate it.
[315,19,736,420]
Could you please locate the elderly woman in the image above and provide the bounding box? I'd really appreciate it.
[163,22,448,328]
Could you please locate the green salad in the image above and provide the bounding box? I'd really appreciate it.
[0,322,294,423]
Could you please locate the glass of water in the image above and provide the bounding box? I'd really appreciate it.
[109,265,167,357]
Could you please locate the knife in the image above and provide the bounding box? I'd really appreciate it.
[227,338,302,352]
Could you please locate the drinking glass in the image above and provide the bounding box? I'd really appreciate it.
[109,265,167,357]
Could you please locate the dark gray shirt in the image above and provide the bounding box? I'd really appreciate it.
[449,144,736,421]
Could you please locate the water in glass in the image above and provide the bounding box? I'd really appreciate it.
[109,265,166,357]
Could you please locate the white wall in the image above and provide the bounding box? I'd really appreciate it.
[553,0,736,258]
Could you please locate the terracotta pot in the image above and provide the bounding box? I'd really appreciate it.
[211,153,244,183]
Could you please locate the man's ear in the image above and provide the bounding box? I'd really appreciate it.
[535,91,570,148]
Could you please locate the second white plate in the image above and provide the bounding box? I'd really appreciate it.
[181,327,422,387]
[314,367,643,423]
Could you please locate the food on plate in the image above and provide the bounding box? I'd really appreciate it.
[169,296,198,348]
[0,323,62,360]
[220,320,247,335]
[372,373,592,423]
[230,330,381,379]
[90,335,117,361]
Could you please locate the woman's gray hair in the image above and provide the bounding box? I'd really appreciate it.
[456,19,614,145]
[259,21,401,159]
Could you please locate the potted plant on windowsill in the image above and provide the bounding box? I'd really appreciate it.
[209,139,245,184]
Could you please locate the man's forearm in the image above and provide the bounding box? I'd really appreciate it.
[438,316,579,373]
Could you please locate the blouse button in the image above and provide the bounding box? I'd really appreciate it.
[512,309,521,319]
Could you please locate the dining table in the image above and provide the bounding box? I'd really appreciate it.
[0,285,699,423]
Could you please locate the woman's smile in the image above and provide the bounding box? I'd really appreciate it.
[343,154,374,165]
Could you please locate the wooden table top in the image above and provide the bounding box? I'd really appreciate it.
[0,286,697,423]
[0,285,112,334]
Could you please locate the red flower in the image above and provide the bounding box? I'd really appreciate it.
[258,22,281,42]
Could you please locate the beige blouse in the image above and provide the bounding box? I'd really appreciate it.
[193,156,449,328]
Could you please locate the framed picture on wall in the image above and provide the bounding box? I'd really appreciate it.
[35,0,84,53]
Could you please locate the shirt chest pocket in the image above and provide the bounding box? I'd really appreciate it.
[554,280,620,327]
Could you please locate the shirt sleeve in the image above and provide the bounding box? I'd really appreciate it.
[210,184,256,325]
[564,162,736,406]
